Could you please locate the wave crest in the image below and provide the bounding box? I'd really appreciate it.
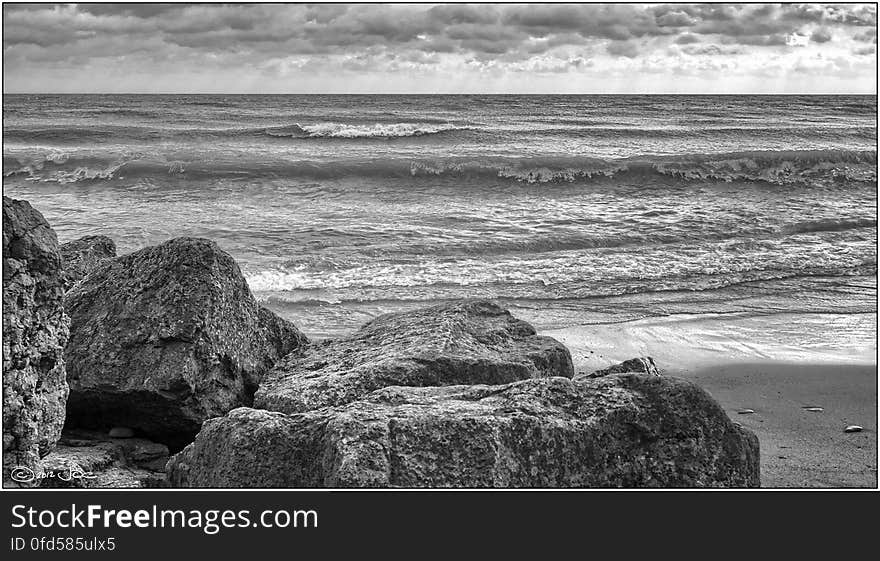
[408,150,877,185]
[4,149,875,186]
[265,122,466,139]
[651,149,877,184]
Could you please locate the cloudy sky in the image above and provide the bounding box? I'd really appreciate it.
[2,2,877,93]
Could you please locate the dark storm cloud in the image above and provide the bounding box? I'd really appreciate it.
[2,3,876,92]
[500,4,668,40]
[76,3,182,18]
[427,4,499,26]
[606,40,641,58]
[4,3,877,57]
[656,11,697,28]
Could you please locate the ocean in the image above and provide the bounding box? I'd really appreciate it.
[3,94,877,343]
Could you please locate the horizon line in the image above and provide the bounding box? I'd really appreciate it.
[2,91,877,96]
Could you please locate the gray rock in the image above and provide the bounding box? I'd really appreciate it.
[255,300,574,414]
[169,374,760,488]
[2,197,70,487]
[59,235,116,290]
[109,427,135,438]
[37,429,170,488]
[39,442,165,489]
[63,237,308,450]
[61,429,169,462]
[577,356,661,380]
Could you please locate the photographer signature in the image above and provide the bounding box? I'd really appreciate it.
[10,465,97,483]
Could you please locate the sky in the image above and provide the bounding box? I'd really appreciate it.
[2,2,877,94]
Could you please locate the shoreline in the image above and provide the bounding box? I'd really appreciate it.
[543,312,878,488]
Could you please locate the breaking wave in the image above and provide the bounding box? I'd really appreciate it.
[405,149,878,185]
[264,122,467,138]
[4,149,876,186]
[244,259,877,295]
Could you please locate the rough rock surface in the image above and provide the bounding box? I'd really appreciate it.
[38,430,169,488]
[63,237,308,450]
[577,357,661,380]
[60,235,116,290]
[2,197,70,486]
[169,374,760,488]
[255,300,573,414]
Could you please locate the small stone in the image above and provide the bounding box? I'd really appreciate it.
[109,427,135,438]
[61,439,94,447]
[844,425,863,433]
[583,357,660,379]
[737,409,756,415]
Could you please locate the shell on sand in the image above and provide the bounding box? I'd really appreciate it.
[737,409,756,415]
[803,407,824,412]
[844,425,864,433]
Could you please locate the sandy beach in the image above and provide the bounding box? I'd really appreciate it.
[544,312,878,488]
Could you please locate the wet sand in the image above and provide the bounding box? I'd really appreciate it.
[689,362,876,488]
[543,312,877,488]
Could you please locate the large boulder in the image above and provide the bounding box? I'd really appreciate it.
[255,300,574,414]
[168,374,760,488]
[60,235,116,290]
[63,237,308,450]
[2,197,70,486]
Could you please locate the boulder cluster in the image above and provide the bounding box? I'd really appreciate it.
[2,196,760,488]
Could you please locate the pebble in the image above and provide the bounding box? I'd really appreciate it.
[109,427,135,438]
[844,425,863,433]
[803,407,824,412]
[737,409,756,415]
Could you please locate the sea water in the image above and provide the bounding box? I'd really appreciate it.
[3,94,876,342]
